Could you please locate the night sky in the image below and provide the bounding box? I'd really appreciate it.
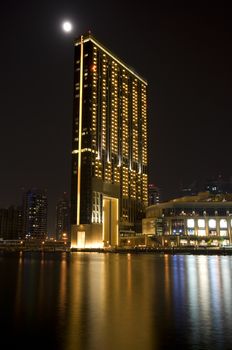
[0,1,231,234]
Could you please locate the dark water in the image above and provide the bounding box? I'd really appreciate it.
[0,252,232,350]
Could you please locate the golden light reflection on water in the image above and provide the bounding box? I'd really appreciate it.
[164,254,171,313]
[14,251,23,317]
[65,253,157,350]
[38,252,45,319]
[7,253,232,350]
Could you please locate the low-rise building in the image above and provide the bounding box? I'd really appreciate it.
[143,192,232,247]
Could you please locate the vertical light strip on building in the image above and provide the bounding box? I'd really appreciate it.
[77,36,84,226]
[116,198,119,245]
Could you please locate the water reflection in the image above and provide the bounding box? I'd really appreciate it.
[66,253,156,350]
[0,252,232,350]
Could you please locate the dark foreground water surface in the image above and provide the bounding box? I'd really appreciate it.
[0,252,232,350]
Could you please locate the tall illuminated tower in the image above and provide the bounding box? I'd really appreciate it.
[71,33,148,249]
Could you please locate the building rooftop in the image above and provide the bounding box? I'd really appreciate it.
[75,32,147,85]
[146,193,232,217]
[171,192,232,203]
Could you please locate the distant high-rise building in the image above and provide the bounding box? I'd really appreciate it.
[204,174,232,194]
[71,33,148,249]
[0,206,22,240]
[22,189,47,239]
[180,181,198,197]
[179,175,232,197]
[56,192,70,240]
[148,184,160,205]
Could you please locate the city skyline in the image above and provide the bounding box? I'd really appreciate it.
[0,2,231,234]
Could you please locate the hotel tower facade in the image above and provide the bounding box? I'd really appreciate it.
[71,33,148,249]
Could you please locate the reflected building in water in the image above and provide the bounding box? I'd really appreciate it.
[71,33,148,249]
[8,253,232,350]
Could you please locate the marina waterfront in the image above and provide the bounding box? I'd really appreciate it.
[0,252,232,350]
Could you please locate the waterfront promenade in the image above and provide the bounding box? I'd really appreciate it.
[0,240,232,255]
[71,246,232,255]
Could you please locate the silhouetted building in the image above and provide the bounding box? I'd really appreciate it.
[22,189,47,239]
[180,180,198,197]
[180,175,232,198]
[71,33,148,248]
[56,192,70,240]
[204,174,232,194]
[148,184,160,205]
[0,206,22,239]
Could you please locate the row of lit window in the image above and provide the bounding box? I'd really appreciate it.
[130,175,137,198]
[142,174,148,203]
[114,166,120,183]
[91,57,98,149]
[101,79,107,149]
[122,167,129,197]
[132,87,139,162]
[122,93,129,157]
[141,108,147,165]
[94,159,102,179]
[172,229,229,237]
[187,218,231,229]
[111,64,119,154]
[92,191,102,224]
[88,53,147,163]
[104,163,112,182]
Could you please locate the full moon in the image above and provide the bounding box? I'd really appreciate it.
[62,21,73,33]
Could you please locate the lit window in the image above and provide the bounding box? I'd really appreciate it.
[187,219,195,228]
[198,229,206,236]
[91,65,97,72]
[208,219,216,229]
[220,230,228,237]
[187,229,195,236]
[220,219,227,229]
[198,219,205,228]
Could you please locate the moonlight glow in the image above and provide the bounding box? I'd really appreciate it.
[62,21,72,32]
